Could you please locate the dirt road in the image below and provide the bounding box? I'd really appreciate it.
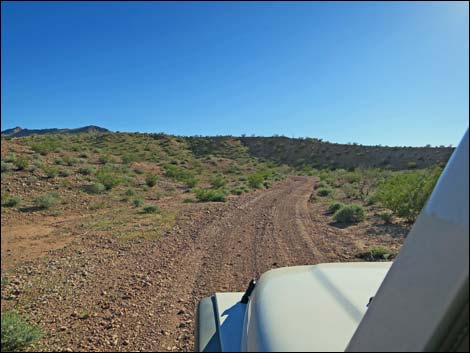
[2,176,383,351]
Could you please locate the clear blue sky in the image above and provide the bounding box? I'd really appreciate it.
[1,1,468,146]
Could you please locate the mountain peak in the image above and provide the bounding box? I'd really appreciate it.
[1,125,109,137]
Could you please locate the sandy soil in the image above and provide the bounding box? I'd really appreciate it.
[1,176,404,351]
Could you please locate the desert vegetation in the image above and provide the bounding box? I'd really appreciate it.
[1,130,450,352]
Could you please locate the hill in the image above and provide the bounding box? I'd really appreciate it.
[1,125,109,138]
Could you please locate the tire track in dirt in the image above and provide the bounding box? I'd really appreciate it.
[160,176,325,351]
[3,176,328,352]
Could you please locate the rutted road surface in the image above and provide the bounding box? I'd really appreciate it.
[2,176,365,351]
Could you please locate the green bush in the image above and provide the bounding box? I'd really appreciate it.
[133,198,143,207]
[96,170,121,190]
[1,161,9,172]
[29,137,59,155]
[78,166,95,175]
[183,198,194,203]
[14,156,29,171]
[379,211,394,224]
[314,181,328,190]
[247,173,264,189]
[86,183,105,194]
[145,174,158,187]
[142,205,160,214]
[231,188,244,195]
[4,196,22,207]
[43,166,59,178]
[333,204,365,224]
[328,201,345,214]
[373,167,442,221]
[122,154,136,164]
[1,311,41,352]
[54,158,64,165]
[317,187,332,197]
[59,169,71,177]
[210,174,227,189]
[125,188,135,196]
[357,247,394,261]
[134,168,145,174]
[4,153,17,163]
[98,154,111,164]
[370,247,392,259]
[33,160,44,169]
[33,193,58,209]
[163,164,198,188]
[63,156,79,166]
[195,189,227,202]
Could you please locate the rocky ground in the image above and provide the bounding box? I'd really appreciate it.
[1,176,405,352]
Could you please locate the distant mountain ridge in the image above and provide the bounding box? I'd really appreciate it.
[1,125,110,137]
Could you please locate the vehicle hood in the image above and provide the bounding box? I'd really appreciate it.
[241,262,392,352]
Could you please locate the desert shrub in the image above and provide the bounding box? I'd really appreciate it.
[63,156,79,166]
[29,137,59,155]
[98,154,111,164]
[142,205,160,214]
[314,181,328,190]
[210,174,227,189]
[317,187,332,197]
[122,154,136,164]
[79,152,89,159]
[86,183,105,194]
[33,193,58,209]
[379,211,394,224]
[183,198,194,203]
[59,169,71,177]
[78,166,95,175]
[328,201,345,214]
[163,164,198,187]
[14,156,29,171]
[370,247,392,259]
[133,198,143,207]
[54,158,64,165]
[1,311,41,352]
[373,167,442,221]
[33,160,44,169]
[122,175,135,185]
[1,161,9,172]
[125,188,135,196]
[357,247,394,261]
[333,204,365,224]
[43,165,59,178]
[247,173,264,189]
[4,196,22,207]
[195,189,227,202]
[231,188,244,195]
[134,168,145,174]
[4,153,17,163]
[145,174,158,187]
[96,170,121,190]
[342,183,359,199]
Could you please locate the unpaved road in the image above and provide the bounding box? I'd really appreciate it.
[2,176,387,351]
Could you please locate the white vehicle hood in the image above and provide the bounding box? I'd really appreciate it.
[240,262,392,352]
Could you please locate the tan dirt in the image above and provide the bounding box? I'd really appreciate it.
[1,176,404,352]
